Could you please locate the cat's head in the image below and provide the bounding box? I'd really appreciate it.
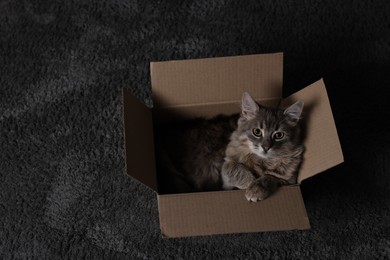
[237,92,304,159]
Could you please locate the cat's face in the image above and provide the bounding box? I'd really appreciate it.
[238,92,304,159]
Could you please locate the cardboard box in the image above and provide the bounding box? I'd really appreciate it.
[122,53,344,238]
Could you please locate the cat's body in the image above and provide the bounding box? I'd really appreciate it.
[155,114,239,193]
[155,92,304,201]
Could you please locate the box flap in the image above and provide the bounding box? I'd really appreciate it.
[152,98,281,124]
[151,53,283,108]
[122,89,158,191]
[157,186,310,238]
[281,79,344,183]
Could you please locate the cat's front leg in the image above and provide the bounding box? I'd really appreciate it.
[245,174,281,202]
[221,160,256,190]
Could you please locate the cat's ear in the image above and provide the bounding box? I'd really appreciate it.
[241,92,259,119]
[284,101,304,125]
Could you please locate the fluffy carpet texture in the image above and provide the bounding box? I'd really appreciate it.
[1,0,390,258]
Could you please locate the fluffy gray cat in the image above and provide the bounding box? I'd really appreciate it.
[155,92,304,201]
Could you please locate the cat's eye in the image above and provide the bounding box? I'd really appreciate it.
[252,128,262,137]
[273,131,285,140]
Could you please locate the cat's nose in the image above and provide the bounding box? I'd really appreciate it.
[262,145,270,152]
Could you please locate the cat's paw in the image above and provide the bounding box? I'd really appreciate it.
[245,182,269,202]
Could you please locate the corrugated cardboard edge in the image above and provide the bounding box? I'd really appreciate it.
[282,79,344,183]
[157,186,310,238]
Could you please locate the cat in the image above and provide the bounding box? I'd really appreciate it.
[155,92,304,201]
[221,93,304,201]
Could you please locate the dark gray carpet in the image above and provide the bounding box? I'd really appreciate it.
[1,0,390,259]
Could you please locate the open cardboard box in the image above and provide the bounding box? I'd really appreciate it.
[122,53,344,238]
